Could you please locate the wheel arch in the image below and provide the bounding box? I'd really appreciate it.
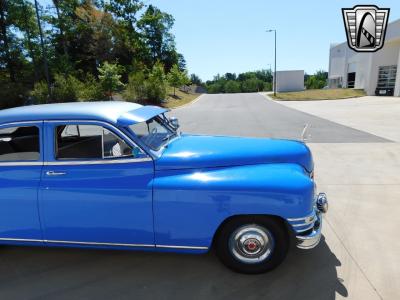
[211,214,294,249]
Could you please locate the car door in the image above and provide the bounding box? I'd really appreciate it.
[39,120,155,248]
[0,122,43,243]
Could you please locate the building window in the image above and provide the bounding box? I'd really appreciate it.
[347,72,356,88]
[376,65,397,96]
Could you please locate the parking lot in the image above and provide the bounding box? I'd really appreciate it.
[1,93,399,299]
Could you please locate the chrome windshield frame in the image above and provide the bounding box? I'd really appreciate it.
[126,113,180,157]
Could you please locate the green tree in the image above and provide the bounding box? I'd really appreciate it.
[145,61,166,103]
[52,73,82,102]
[138,5,177,70]
[105,0,143,30]
[241,77,264,92]
[0,0,185,106]
[190,73,202,86]
[8,0,40,82]
[207,82,224,94]
[31,81,49,104]
[78,73,103,101]
[224,80,241,93]
[167,64,184,96]
[0,0,16,82]
[97,61,124,99]
[73,1,115,74]
[305,70,327,89]
[123,70,147,102]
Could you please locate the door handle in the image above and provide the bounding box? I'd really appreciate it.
[46,171,67,176]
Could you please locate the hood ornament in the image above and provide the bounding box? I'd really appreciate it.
[301,124,311,142]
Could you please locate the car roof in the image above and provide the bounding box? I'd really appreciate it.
[0,101,167,126]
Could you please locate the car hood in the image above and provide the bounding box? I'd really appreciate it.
[155,135,313,172]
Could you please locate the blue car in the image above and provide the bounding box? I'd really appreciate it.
[0,101,328,274]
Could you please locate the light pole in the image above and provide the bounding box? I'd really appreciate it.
[266,29,277,96]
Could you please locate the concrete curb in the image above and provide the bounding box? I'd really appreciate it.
[171,94,205,110]
[258,92,275,101]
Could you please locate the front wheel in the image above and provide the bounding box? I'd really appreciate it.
[215,216,289,274]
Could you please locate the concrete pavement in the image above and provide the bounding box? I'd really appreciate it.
[172,93,400,299]
[1,93,398,299]
[275,95,400,142]
[171,93,389,143]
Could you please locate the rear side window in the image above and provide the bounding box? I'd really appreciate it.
[55,125,133,160]
[0,126,40,161]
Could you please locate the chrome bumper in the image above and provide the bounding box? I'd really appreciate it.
[287,193,328,250]
[296,212,322,249]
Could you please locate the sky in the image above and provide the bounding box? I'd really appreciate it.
[146,0,400,81]
[40,0,400,81]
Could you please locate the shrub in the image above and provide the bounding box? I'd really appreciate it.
[305,76,326,89]
[0,82,29,108]
[263,82,273,91]
[145,62,167,104]
[78,74,104,101]
[241,78,264,92]
[207,82,224,93]
[97,62,124,100]
[31,81,50,104]
[305,70,327,89]
[224,80,241,93]
[52,74,82,102]
[167,64,185,96]
[123,71,147,103]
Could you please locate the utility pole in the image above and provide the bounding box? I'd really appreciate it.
[266,29,277,96]
[34,0,52,102]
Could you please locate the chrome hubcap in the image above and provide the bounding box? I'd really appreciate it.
[229,224,274,264]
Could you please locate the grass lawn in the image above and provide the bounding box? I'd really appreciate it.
[162,87,201,108]
[270,89,366,101]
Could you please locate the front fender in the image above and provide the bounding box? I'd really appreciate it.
[153,163,314,249]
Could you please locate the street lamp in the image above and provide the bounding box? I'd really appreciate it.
[266,29,277,96]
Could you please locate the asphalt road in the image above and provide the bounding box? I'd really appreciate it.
[172,93,390,143]
[1,93,393,299]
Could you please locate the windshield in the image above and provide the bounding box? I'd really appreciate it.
[129,116,176,150]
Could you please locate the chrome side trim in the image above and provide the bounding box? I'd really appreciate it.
[0,237,43,243]
[44,240,154,248]
[156,244,209,250]
[44,157,152,166]
[0,238,208,250]
[0,161,43,166]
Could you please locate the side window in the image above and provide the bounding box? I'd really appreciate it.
[0,126,40,161]
[55,125,134,160]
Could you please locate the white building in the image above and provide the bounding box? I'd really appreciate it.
[328,19,400,96]
[274,70,304,92]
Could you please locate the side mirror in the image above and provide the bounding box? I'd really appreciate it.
[169,117,180,129]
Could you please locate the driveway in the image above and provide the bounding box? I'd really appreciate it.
[1,93,398,299]
[172,93,400,300]
[171,93,390,142]
[276,95,400,142]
